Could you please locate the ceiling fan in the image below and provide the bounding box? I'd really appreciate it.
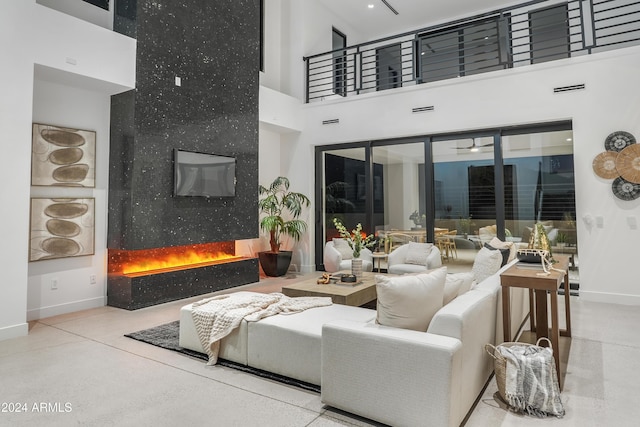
[453,138,494,152]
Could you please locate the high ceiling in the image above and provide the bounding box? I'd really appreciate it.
[317,0,520,40]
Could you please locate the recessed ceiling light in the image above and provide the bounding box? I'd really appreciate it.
[368,4,375,8]
[566,138,572,141]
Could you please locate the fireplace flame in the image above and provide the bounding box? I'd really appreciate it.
[122,251,239,275]
[109,242,241,276]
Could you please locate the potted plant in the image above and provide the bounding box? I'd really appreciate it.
[332,218,375,278]
[556,232,568,248]
[459,215,472,238]
[258,176,310,276]
[409,210,426,228]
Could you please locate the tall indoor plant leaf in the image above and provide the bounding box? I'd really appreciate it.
[258,176,310,253]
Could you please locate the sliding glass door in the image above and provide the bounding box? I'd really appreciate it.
[502,129,578,282]
[315,123,578,284]
[432,136,497,265]
[320,147,368,245]
[371,142,427,247]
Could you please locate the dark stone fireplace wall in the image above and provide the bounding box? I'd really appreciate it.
[109,0,260,251]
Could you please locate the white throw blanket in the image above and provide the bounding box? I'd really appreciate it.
[191,292,332,365]
[498,343,565,417]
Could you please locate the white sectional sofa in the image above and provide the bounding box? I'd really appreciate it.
[179,261,529,427]
[179,296,376,385]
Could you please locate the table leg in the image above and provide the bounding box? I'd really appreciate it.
[563,271,572,338]
[502,286,511,343]
[549,289,563,390]
[529,289,536,332]
[535,289,548,339]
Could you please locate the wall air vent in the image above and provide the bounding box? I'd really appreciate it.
[412,106,435,113]
[322,119,340,125]
[553,84,585,93]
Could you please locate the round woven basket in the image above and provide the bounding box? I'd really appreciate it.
[485,337,552,402]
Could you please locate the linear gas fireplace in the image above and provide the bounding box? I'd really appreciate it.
[107,242,259,310]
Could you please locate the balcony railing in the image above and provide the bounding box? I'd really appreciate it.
[304,0,640,103]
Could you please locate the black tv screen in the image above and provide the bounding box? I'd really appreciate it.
[173,149,236,197]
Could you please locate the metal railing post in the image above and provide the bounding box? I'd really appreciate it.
[304,57,310,103]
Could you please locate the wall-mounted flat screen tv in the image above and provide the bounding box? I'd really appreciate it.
[173,149,236,197]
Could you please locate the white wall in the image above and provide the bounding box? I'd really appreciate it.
[37,0,113,30]
[0,0,134,340]
[260,0,282,92]
[291,47,640,305]
[276,0,362,100]
[28,79,112,320]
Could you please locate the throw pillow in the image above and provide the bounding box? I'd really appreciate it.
[375,267,446,332]
[489,237,516,263]
[472,247,503,284]
[484,242,510,267]
[332,238,352,260]
[403,242,434,266]
[448,272,474,297]
[444,274,463,305]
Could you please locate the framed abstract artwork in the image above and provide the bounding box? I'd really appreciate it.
[29,198,95,262]
[31,123,96,188]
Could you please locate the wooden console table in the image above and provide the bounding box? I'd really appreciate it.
[500,255,572,390]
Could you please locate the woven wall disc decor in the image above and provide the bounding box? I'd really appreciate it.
[604,131,636,152]
[615,144,640,184]
[593,131,640,201]
[592,151,619,179]
[612,176,640,201]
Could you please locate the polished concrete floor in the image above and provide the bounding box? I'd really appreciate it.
[1,273,638,426]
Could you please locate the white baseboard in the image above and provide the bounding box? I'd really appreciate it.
[0,322,29,341]
[27,296,107,321]
[579,291,640,306]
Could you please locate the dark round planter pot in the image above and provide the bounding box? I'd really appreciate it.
[258,250,292,277]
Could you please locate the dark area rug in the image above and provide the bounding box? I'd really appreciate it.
[125,321,321,393]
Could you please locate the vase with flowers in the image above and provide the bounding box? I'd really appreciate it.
[332,218,375,278]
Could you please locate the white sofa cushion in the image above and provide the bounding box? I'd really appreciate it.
[472,247,503,284]
[444,275,463,305]
[179,298,250,365]
[488,236,516,263]
[247,304,375,385]
[451,272,475,297]
[403,242,434,266]
[375,267,446,332]
[483,242,510,266]
[444,271,475,305]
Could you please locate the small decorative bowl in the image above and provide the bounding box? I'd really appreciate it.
[341,274,357,283]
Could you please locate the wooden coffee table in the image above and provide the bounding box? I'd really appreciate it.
[281,272,378,307]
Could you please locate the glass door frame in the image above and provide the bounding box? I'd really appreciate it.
[314,120,573,270]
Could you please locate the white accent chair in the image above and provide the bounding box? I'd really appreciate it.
[387,243,442,274]
[478,225,497,245]
[323,241,373,273]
